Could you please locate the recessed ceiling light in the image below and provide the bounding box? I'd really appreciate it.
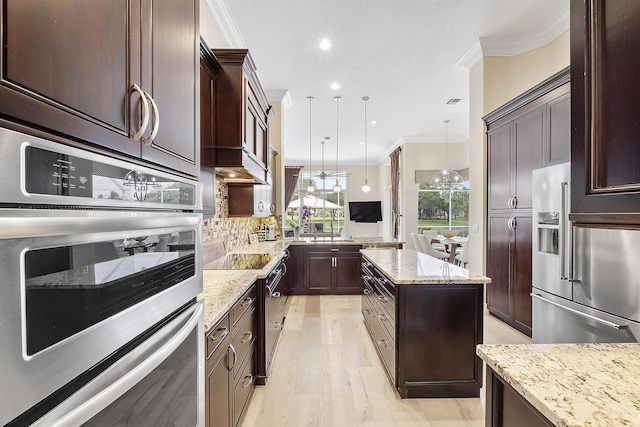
[370,121,377,125]
[330,82,340,90]
[359,141,364,145]
[319,39,331,50]
[228,173,237,178]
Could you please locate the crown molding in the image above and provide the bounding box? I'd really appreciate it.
[456,6,569,68]
[205,0,246,48]
[266,90,293,109]
[481,7,569,56]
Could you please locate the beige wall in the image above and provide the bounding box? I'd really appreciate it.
[483,30,570,114]
[199,0,230,48]
[468,29,570,274]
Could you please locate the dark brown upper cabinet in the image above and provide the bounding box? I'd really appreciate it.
[570,0,640,225]
[0,0,199,177]
[209,49,275,184]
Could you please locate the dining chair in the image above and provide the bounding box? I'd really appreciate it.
[422,229,446,251]
[455,235,471,268]
[417,234,449,261]
[411,232,425,253]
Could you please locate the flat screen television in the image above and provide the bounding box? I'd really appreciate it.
[349,201,382,223]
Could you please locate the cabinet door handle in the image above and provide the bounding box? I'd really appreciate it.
[241,331,253,343]
[270,204,275,212]
[209,326,228,343]
[241,374,254,389]
[330,248,340,252]
[512,196,517,209]
[130,84,149,141]
[271,291,281,298]
[282,262,287,276]
[257,201,264,212]
[512,217,517,230]
[141,92,159,146]
[227,344,237,371]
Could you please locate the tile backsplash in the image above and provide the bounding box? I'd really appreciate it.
[202,179,280,252]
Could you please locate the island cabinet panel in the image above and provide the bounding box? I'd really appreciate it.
[205,285,257,427]
[304,245,362,295]
[570,0,640,225]
[361,258,484,398]
[0,0,199,177]
[484,68,569,337]
[283,245,305,295]
[485,367,554,427]
[397,284,484,398]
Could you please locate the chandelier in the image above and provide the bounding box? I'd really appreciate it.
[430,120,464,199]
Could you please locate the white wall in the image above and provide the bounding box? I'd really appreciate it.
[199,0,230,48]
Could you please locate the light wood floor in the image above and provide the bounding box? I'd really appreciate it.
[241,295,530,427]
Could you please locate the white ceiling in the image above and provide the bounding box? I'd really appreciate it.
[210,0,569,166]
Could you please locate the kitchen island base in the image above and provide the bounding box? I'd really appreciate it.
[361,250,487,399]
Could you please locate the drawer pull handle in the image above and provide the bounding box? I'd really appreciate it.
[363,309,370,315]
[272,291,281,298]
[274,321,282,329]
[377,339,387,348]
[363,289,371,295]
[240,297,253,307]
[209,326,228,342]
[242,374,254,389]
[241,332,253,343]
[377,295,388,303]
[378,314,387,321]
[228,344,237,371]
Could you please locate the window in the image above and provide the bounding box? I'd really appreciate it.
[418,182,469,234]
[285,171,347,235]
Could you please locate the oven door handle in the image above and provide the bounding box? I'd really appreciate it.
[31,301,204,427]
[1,212,202,239]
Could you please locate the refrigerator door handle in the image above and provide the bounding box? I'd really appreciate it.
[531,293,629,330]
[560,181,571,280]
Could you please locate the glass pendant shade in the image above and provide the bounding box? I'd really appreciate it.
[361,180,371,193]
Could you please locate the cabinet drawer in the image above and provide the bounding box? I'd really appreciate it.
[232,308,256,379]
[206,314,231,359]
[374,316,395,382]
[307,245,361,254]
[361,295,375,336]
[373,283,395,323]
[233,346,256,427]
[231,285,257,329]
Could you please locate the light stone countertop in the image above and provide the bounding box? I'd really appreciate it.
[477,343,640,427]
[200,270,258,332]
[199,240,290,331]
[361,248,490,284]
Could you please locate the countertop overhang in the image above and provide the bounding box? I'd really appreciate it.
[477,343,640,427]
[361,248,490,285]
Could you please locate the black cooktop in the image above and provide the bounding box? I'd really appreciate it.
[204,253,276,270]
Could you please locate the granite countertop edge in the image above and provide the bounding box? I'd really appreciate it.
[477,343,640,427]
[361,248,491,285]
[199,270,258,332]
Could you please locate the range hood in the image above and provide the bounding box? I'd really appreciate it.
[214,147,267,184]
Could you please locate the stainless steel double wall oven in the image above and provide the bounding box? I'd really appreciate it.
[0,128,204,426]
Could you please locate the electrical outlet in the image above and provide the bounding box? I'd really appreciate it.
[472,223,479,233]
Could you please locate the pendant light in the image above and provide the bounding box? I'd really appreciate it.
[306,96,315,193]
[430,120,464,199]
[361,96,371,193]
[333,96,342,193]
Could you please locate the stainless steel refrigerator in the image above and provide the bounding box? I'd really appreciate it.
[532,162,640,343]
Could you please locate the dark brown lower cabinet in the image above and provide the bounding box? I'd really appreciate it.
[205,285,257,427]
[485,367,554,427]
[362,258,484,398]
[305,245,362,295]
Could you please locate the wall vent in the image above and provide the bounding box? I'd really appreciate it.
[446,98,462,105]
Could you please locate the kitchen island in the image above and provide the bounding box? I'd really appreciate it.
[478,343,640,427]
[361,248,491,398]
